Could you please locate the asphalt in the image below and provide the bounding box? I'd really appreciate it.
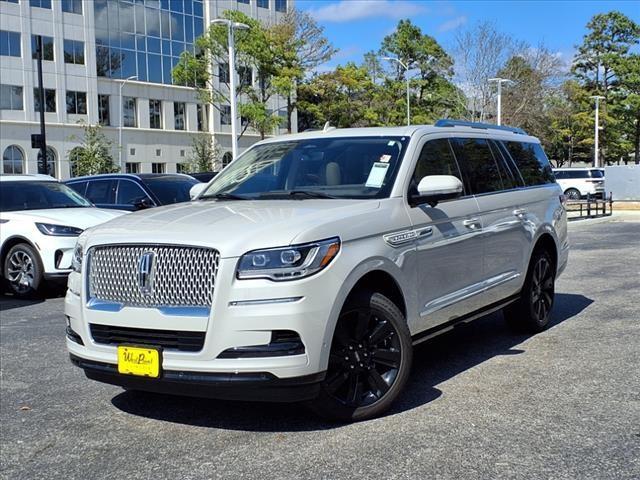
[1,215,639,480]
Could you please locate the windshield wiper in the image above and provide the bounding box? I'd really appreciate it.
[200,192,247,201]
[286,190,338,199]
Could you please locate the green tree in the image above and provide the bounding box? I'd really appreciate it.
[68,123,118,176]
[184,134,220,173]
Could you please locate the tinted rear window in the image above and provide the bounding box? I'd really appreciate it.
[142,176,198,205]
[502,141,554,186]
[451,138,511,194]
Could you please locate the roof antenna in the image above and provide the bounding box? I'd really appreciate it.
[323,122,335,133]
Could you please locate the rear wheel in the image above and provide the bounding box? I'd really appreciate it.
[564,188,581,200]
[308,290,412,422]
[504,250,555,333]
[3,243,44,298]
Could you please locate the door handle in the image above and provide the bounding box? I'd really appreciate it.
[513,208,527,217]
[463,218,481,230]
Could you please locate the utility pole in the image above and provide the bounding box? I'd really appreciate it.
[591,95,605,168]
[35,35,47,175]
[488,77,513,126]
[382,56,412,126]
[212,18,250,162]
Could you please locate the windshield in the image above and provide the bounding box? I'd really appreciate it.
[0,181,92,212]
[201,136,410,200]
[142,176,199,205]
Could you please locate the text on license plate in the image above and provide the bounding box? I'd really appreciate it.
[117,345,160,378]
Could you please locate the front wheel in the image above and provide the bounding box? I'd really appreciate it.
[3,243,44,298]
[504,250,556,333]
[308,290,413,422]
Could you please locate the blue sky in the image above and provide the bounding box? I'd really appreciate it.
[296,0,640,70]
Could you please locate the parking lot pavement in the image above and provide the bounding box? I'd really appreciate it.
[1,217,639,480]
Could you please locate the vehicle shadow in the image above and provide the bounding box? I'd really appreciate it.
[111,293,593,431]
[0,284,66,311]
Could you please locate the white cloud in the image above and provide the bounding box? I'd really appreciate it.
[437,15,467,33]
[307,0,428,23]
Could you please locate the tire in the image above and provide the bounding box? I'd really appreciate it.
[504,249,556,333]
[3,243,44,298]
[308,290,413,422]
[564,188,581,200]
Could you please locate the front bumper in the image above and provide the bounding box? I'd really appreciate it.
[70,354,325,402]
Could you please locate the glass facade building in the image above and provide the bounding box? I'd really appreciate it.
[94,0,204,85]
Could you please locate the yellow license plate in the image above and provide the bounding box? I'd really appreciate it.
[117,345,161,378]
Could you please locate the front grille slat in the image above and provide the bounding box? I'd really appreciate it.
[88,245,219,308]
[90,324,205,352]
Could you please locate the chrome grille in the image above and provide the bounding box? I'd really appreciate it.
[88,245,219,308]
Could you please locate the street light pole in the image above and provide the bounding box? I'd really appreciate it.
[118,75,137,172]
[212,18,249,161]
[382,56,412,126]
[488,77,513,126]
[591,95,605,168]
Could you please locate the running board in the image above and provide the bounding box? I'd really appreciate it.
[411,294,520,346]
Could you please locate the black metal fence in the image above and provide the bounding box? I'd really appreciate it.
[566,193,613,220]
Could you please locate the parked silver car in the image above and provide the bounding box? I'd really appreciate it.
[66,120,569,421]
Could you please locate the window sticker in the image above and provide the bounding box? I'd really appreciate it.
[365,162,390,188]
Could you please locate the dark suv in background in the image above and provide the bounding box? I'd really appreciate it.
[64,174,199,211]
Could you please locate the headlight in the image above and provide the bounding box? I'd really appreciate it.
[71,242,83,273]
[36,223,84,236]
[237,237,340,281]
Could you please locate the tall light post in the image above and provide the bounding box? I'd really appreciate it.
[118,75,137,171]
[488,77,513,126]
[383,56,412,126]
[212,18,249,161]
[591,95,605,168]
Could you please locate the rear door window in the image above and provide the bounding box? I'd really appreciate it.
[85,179,116,204]
[451,138,506,194]
[410,138,465,196]
[502,141,555,186]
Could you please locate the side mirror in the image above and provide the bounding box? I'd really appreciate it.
[412,175,463,207]
[189,182,207,200]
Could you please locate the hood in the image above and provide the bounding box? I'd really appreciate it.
[8,207,127,230]
[82,199,381,257]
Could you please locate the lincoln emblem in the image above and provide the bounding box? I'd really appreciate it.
[137,252,155,296]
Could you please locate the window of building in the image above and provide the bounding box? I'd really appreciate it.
[33,88,56,112]
[410,139,464,197]
[29,0,51,8]
[238,66,252,87]
[0,85,24,110]
[31,35,54,61]
[66,90,87,114]
[275,0,287,12]
[257,0,269,8]
[37,146,56,177]
[1,0,20,4]
[123,96,137,127]
[219,63,229,83]
[0,30,21,57]
[125,162,140,174]
[61,0,82,14]
[152,162,166,173]
[149,99,163,129]
[197,104,208,131]
[2,146,24,174]
[502,141,555,186]
[220,105,231,125]
[174,102,185,130]
[238,0,250,4]
[176,163,188,173]
[98,94,110,125]
[63,39,84,64]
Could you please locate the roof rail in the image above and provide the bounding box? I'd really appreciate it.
[434,119,527,135]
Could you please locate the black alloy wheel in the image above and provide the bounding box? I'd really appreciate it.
[530,254,555,324]
[564,188,581,200]
[309,291,412,421]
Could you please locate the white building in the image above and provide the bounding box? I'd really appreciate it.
[0,0,294,179]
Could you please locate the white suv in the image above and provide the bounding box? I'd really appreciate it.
[66,121,569,421]
[553,167,605,199]
[0,175,125,297]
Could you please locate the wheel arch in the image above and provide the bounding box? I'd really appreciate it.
[531,231,558,272]
[0,236,40,276]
